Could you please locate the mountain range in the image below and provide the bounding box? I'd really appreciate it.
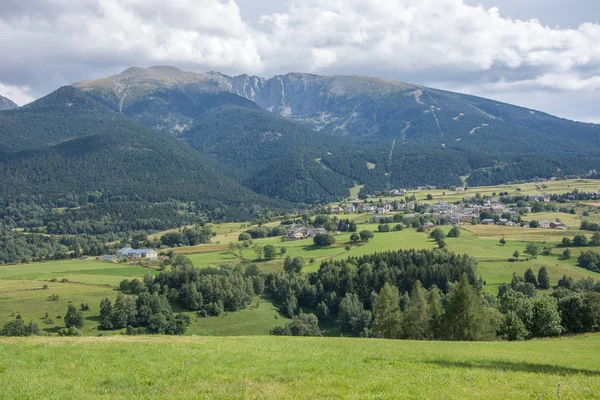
[73,66,600,192]
[0,66,599,228]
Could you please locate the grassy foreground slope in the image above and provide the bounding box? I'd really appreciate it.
[1,335,599,399]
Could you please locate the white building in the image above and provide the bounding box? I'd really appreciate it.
[116,248,158,260]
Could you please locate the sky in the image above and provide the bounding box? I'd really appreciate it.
[1,0,599,123]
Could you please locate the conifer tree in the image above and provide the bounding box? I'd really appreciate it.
[372,283,403,339]
[403,280,430,340]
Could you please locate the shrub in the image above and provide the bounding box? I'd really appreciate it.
[58,327,82,337]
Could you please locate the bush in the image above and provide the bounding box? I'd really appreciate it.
[58,327,82,337]
[378,224,390,233]
[1,317,31,337]
[270,314,321,337]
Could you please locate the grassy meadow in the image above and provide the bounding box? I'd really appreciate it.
[1,334,599,399]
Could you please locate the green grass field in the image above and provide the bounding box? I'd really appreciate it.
[1,334,599,399]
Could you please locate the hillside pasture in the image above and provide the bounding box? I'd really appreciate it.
[1,334,599,399]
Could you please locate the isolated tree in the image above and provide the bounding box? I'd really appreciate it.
[447,226,461,238]
[64,304,85,329]
[263,245,277,260]
[430,228,446,241]
[359,230,374,242]
[499,237,506,246]
[403,281,431,340]
[513,250,520,261]
[350,233,360,242]
[372,283,403,339]
[537,266,550,289]
[524,243,539,259]
[313,233,336,246]
[561,248,572,260]
[253,245,264,261]
[523,268,538,287]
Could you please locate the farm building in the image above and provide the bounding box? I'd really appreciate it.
[116,248,158,260]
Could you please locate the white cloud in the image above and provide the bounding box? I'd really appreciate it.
[0,82,35,106]
[0,0,599,119]
[256,0,600,90]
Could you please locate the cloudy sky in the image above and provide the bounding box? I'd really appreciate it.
[1,0,599,122]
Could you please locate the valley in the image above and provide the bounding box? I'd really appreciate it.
[2,67,600,398]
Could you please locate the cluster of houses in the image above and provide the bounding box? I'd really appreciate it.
[329,195,569,230]
[285,226,328,241]
[328,201,397,215]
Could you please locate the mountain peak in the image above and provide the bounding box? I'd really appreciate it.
[0,94,18,110]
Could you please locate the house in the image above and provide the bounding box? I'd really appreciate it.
[285,227,327,241]
[423,221,435,228]
[550,222,567,230]
[345,205,356,213]
[376,207,389,214]
[451,186,466,192]
[539,220,551,229]
[116,248,158,260]
[481,219,495,225]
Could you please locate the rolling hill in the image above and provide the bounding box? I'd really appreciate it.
[73,66,600,196]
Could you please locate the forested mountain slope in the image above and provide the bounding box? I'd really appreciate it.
[0,87,292,226]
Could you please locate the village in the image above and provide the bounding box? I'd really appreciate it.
[324,189,571,232]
